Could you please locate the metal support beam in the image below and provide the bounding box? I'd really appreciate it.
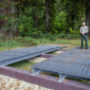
[40,54,53,58]
[58,75,66,82]
[32,68,41,75]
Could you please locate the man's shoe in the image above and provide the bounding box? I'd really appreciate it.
[80,47,83,49]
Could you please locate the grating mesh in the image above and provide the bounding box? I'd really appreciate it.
[0,45,60,66]
[32,47,90,80]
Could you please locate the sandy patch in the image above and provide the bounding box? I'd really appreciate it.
[0,75,51,90]
[29,57,47,63]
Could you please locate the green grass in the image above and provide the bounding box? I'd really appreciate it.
[67,77,90,84]
[36,38,90,46]
[0,37,90,51]
[9,60,36,71]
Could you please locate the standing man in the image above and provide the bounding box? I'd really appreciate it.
[80,22,89,49]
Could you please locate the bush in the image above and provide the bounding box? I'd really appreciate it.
[58,34,80,39]
[18,14,37,37]
[15,36,38,46]
[55,11,67,33]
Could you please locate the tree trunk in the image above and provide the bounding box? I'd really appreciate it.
[34,3,38,28]
[10,0,18,37]
[0,0,17,38]
[32,2,38,28]
[45,0,50,33]
[86,0,90,35]
[0,0,8,37]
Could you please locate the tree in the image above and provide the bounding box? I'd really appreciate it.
[0,0,17,38]
[86,0,90,32]
[45,0,56,33]
[0,0,90,37]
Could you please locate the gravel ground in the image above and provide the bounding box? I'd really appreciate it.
[0,75,51,90]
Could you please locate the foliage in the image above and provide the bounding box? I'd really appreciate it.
[0,0,88,37]
[18,14,36,36]
[15,36,38,46]
[60,0,86,32]
[0,36,90,51]
[49,0,56,33]
[55,11,67,33]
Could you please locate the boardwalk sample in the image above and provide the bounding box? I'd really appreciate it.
[32,48,90,81]
[0,45,60,66]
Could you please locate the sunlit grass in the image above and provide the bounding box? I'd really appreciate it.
[0,37,90,51]
[36,38,90,46]
[9,60,36,71]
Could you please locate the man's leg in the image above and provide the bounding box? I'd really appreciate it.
[81,36,84,48]
[85,35,88,49]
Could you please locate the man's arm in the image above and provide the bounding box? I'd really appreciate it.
[80,27,84,35]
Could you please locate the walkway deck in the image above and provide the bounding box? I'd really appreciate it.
[32,47,90,82]
[0,45,60,66]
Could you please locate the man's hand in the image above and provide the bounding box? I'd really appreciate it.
[81,32,84,35]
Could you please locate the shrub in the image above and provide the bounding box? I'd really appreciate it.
[55,11,67,33]
[18,14,37,37]
[15,36,38,46]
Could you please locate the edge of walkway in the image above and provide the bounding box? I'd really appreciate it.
[0,66,89,90]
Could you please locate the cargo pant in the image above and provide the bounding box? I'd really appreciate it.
[81,35,88,49]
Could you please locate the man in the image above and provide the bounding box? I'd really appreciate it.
[80,22,88,49]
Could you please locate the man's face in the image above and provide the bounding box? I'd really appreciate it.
[82,22,85,26]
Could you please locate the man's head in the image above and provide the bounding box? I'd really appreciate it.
[82,22,86,26]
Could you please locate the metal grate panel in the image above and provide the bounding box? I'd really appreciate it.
[0,45,60,66]
[32,48,90,81]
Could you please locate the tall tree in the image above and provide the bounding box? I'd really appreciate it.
[86,0,90,31]
[0,0,17,37]
[45,0,50,32]
[45,0,56,33]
